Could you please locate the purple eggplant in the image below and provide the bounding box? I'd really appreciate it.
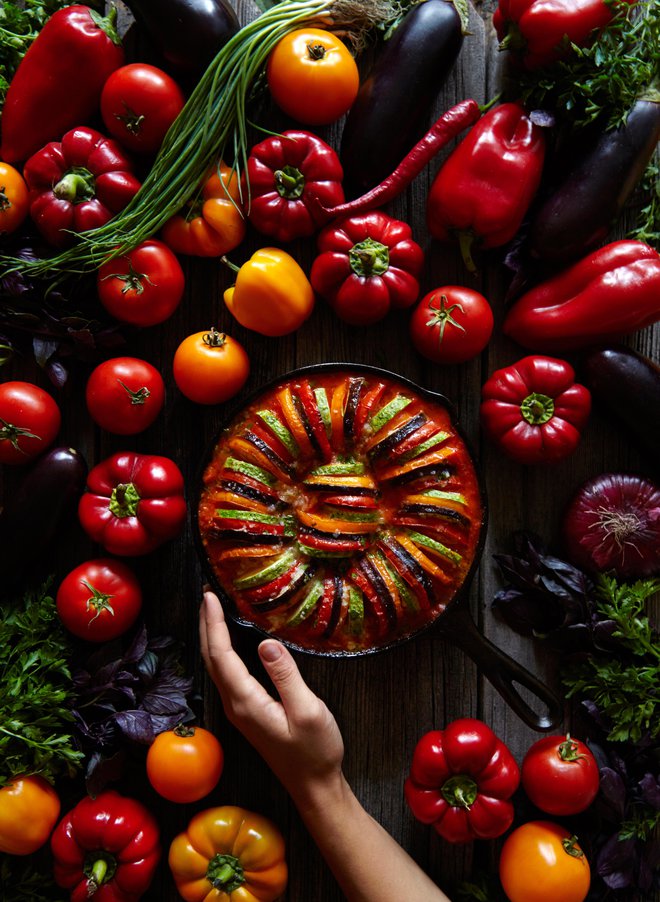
[340,0,465,195]
[582,346,660,471]
[527,97,660,266]
[0,446,87,593]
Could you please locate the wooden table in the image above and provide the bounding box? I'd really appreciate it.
[2,1,658,899]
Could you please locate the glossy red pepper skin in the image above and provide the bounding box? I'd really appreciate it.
[1,6,124,163]
[78,451,187,556]
[404,719,520,843]
[426,103,545,271]
[480,356,591,465]
[504,240,660,352]
[51,790,160,902]
[246,130,344,242]
[310,211,424,325]
[23,127,141,249]
[493,0,630,70]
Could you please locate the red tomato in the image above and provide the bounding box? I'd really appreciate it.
[56,558,142,642]
[0,381,61,465]
[85,357,165,435]
[146,726,224,803]
[409,286,494,365]
[0,162,29,234]
[266,28,359,125]
[499,821,591,902]
[100,63,186,154]
[97,239,185,327]
[522,734,600,815]
[173,328,249,405]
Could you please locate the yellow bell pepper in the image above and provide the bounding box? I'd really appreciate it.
[168,805,287,902]
[223,247,314,337]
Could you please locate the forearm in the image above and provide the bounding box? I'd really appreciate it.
[290,773,451,902]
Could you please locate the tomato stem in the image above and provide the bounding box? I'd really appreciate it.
[306,41,327,59]
[101,259,153,295]
[203,328,228,348]
[425,294,466,347]
[118,380,151,406]
[81,580,116,624]
[0,417,41,451]
[557,734,588,762]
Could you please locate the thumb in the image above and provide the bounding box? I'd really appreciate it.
[259,640,316,717]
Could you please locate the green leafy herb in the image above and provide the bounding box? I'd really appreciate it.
[563,576,660,743]
[0,0,83,110]
[0,582,84,786]
[628,158,660,245]
[511,0,660,128]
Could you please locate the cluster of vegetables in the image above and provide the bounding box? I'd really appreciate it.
[405,719,599,901]
[0,0,658,899]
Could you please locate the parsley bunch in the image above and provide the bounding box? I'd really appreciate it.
[0,583,83,786]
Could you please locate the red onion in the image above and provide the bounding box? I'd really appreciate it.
[562,473,660,579]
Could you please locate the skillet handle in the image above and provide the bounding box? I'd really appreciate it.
[442,605,563,732]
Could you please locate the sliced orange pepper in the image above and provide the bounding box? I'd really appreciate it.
[368,553,402,612]
[330,380,348,450]
[217,545,285,561]
[277,387,315,457]
[396,534,452,584]
[227,437,293,484]
[378,444,458,481]
[303,474,377,490]
[210,491,273,515]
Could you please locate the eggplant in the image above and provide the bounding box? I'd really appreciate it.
[527,98,660,266]
[0,446,87,594]
[124,0,239,77]
[340,0,465,195]
[582,346,660,472]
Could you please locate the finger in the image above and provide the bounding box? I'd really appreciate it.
[201,591,265,706]
[258,640,319,721]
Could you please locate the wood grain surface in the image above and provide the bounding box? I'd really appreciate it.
[2,0,658,899]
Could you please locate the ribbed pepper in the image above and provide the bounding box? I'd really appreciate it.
[246,130,344,242]
[426,103,546,271]
[223,247,315,336]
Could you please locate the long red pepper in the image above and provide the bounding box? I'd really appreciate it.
[309,99,481,222]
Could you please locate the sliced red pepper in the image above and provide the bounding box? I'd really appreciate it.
[322,494,379,510]
[243,561,301,603]
[211,516,290,538]
[298,529,365,554]
[390,421,445,459]
[247,421,295,464]
[348,562,392,632]
[353,381,386,436]
[308,578,337,636]
[296,379,333,462]
[378,538,433,610]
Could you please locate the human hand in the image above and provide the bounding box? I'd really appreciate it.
[200,589,345,806]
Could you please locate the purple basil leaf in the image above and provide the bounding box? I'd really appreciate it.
[141,671,194,716]
[113,710,157,744]
[149,712,193,735]
[137,650,159,682]
[33,336,58,368]
[597,834,637,889]
[46,359,68,388]
[124,624,149,664]
[638,773,660,810]
[85,749,127,796]
[597,767,628,822]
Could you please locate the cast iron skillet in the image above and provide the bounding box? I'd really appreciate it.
[193,363,562,732]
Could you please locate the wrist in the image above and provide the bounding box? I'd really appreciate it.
[289,767,352,819]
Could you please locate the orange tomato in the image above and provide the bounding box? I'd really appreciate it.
[0,162,29,234]
[147,726,224,803]
[266,28,359,125]
[499,820,591,902]
[0,775,61,855]
[173,328,249,405]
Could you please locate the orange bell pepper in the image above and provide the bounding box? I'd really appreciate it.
[161,162,247,257]
[168,805,287,902]
[0,774,60,855]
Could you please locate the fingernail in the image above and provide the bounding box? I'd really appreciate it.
[260,641,283,662]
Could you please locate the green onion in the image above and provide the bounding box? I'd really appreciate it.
[3,0,396,280]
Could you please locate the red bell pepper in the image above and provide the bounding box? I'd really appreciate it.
[493,0,630,70]
[1,6,125,163]
[23,127,141,249]
[426,103,546,272]
[51,790,160,901]
[503,240,660,352]
[78,451,187,556]
[310,211,424,325]
[404,718,520,843]
[246,129,344,242]
[480,356,591,464]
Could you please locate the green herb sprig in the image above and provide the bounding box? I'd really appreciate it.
[0,583,83,785]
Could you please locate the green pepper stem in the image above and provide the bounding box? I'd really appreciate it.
[274,164,305,199]
[54,167,96,204]
[207,853,246,893]
[109,481,141,518]
[348,238,389,277]
[441,774,479,809]
[520,392,555,426]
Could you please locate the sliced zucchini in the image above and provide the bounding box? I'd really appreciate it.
[368,394,411,434]
[256,409,299,456]
[233,548,298,589]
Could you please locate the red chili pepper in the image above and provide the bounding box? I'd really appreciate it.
[1,7,124,163]
[404,719,520,843]
[51,790,160,901]
[312,99,481,221]
[23,127,141,249]
[503,240,660,352]
[426,103,546,272]
[246,130,344,243]
[310,211,424,325]
[480,356,591,465]
[493,0,629,70]
[78,451,187,556]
